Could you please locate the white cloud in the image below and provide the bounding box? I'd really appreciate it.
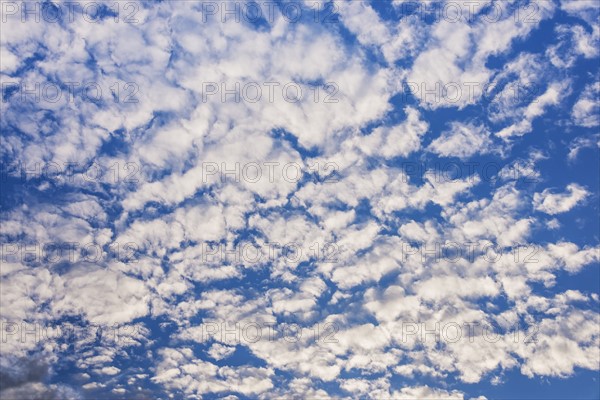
[572,82,600,127]
[359,107,429,159]
[568,135,600,161]
[207,344,236,361]
[533,184,589,214]
[408,2,554,109]
[428,122,494,159]
[497,81,569,139]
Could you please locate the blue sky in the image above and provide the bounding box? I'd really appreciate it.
[1,0,599,399]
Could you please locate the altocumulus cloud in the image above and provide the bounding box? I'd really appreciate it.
[1,0,599,399]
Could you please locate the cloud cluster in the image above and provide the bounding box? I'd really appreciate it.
[1,0,599,398]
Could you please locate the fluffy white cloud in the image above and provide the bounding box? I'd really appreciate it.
[497,81,569,139]
[533,184,589,214]
[428,122,494,159]
[572,82,600,127]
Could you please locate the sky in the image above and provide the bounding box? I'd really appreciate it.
[0,0,599,399]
